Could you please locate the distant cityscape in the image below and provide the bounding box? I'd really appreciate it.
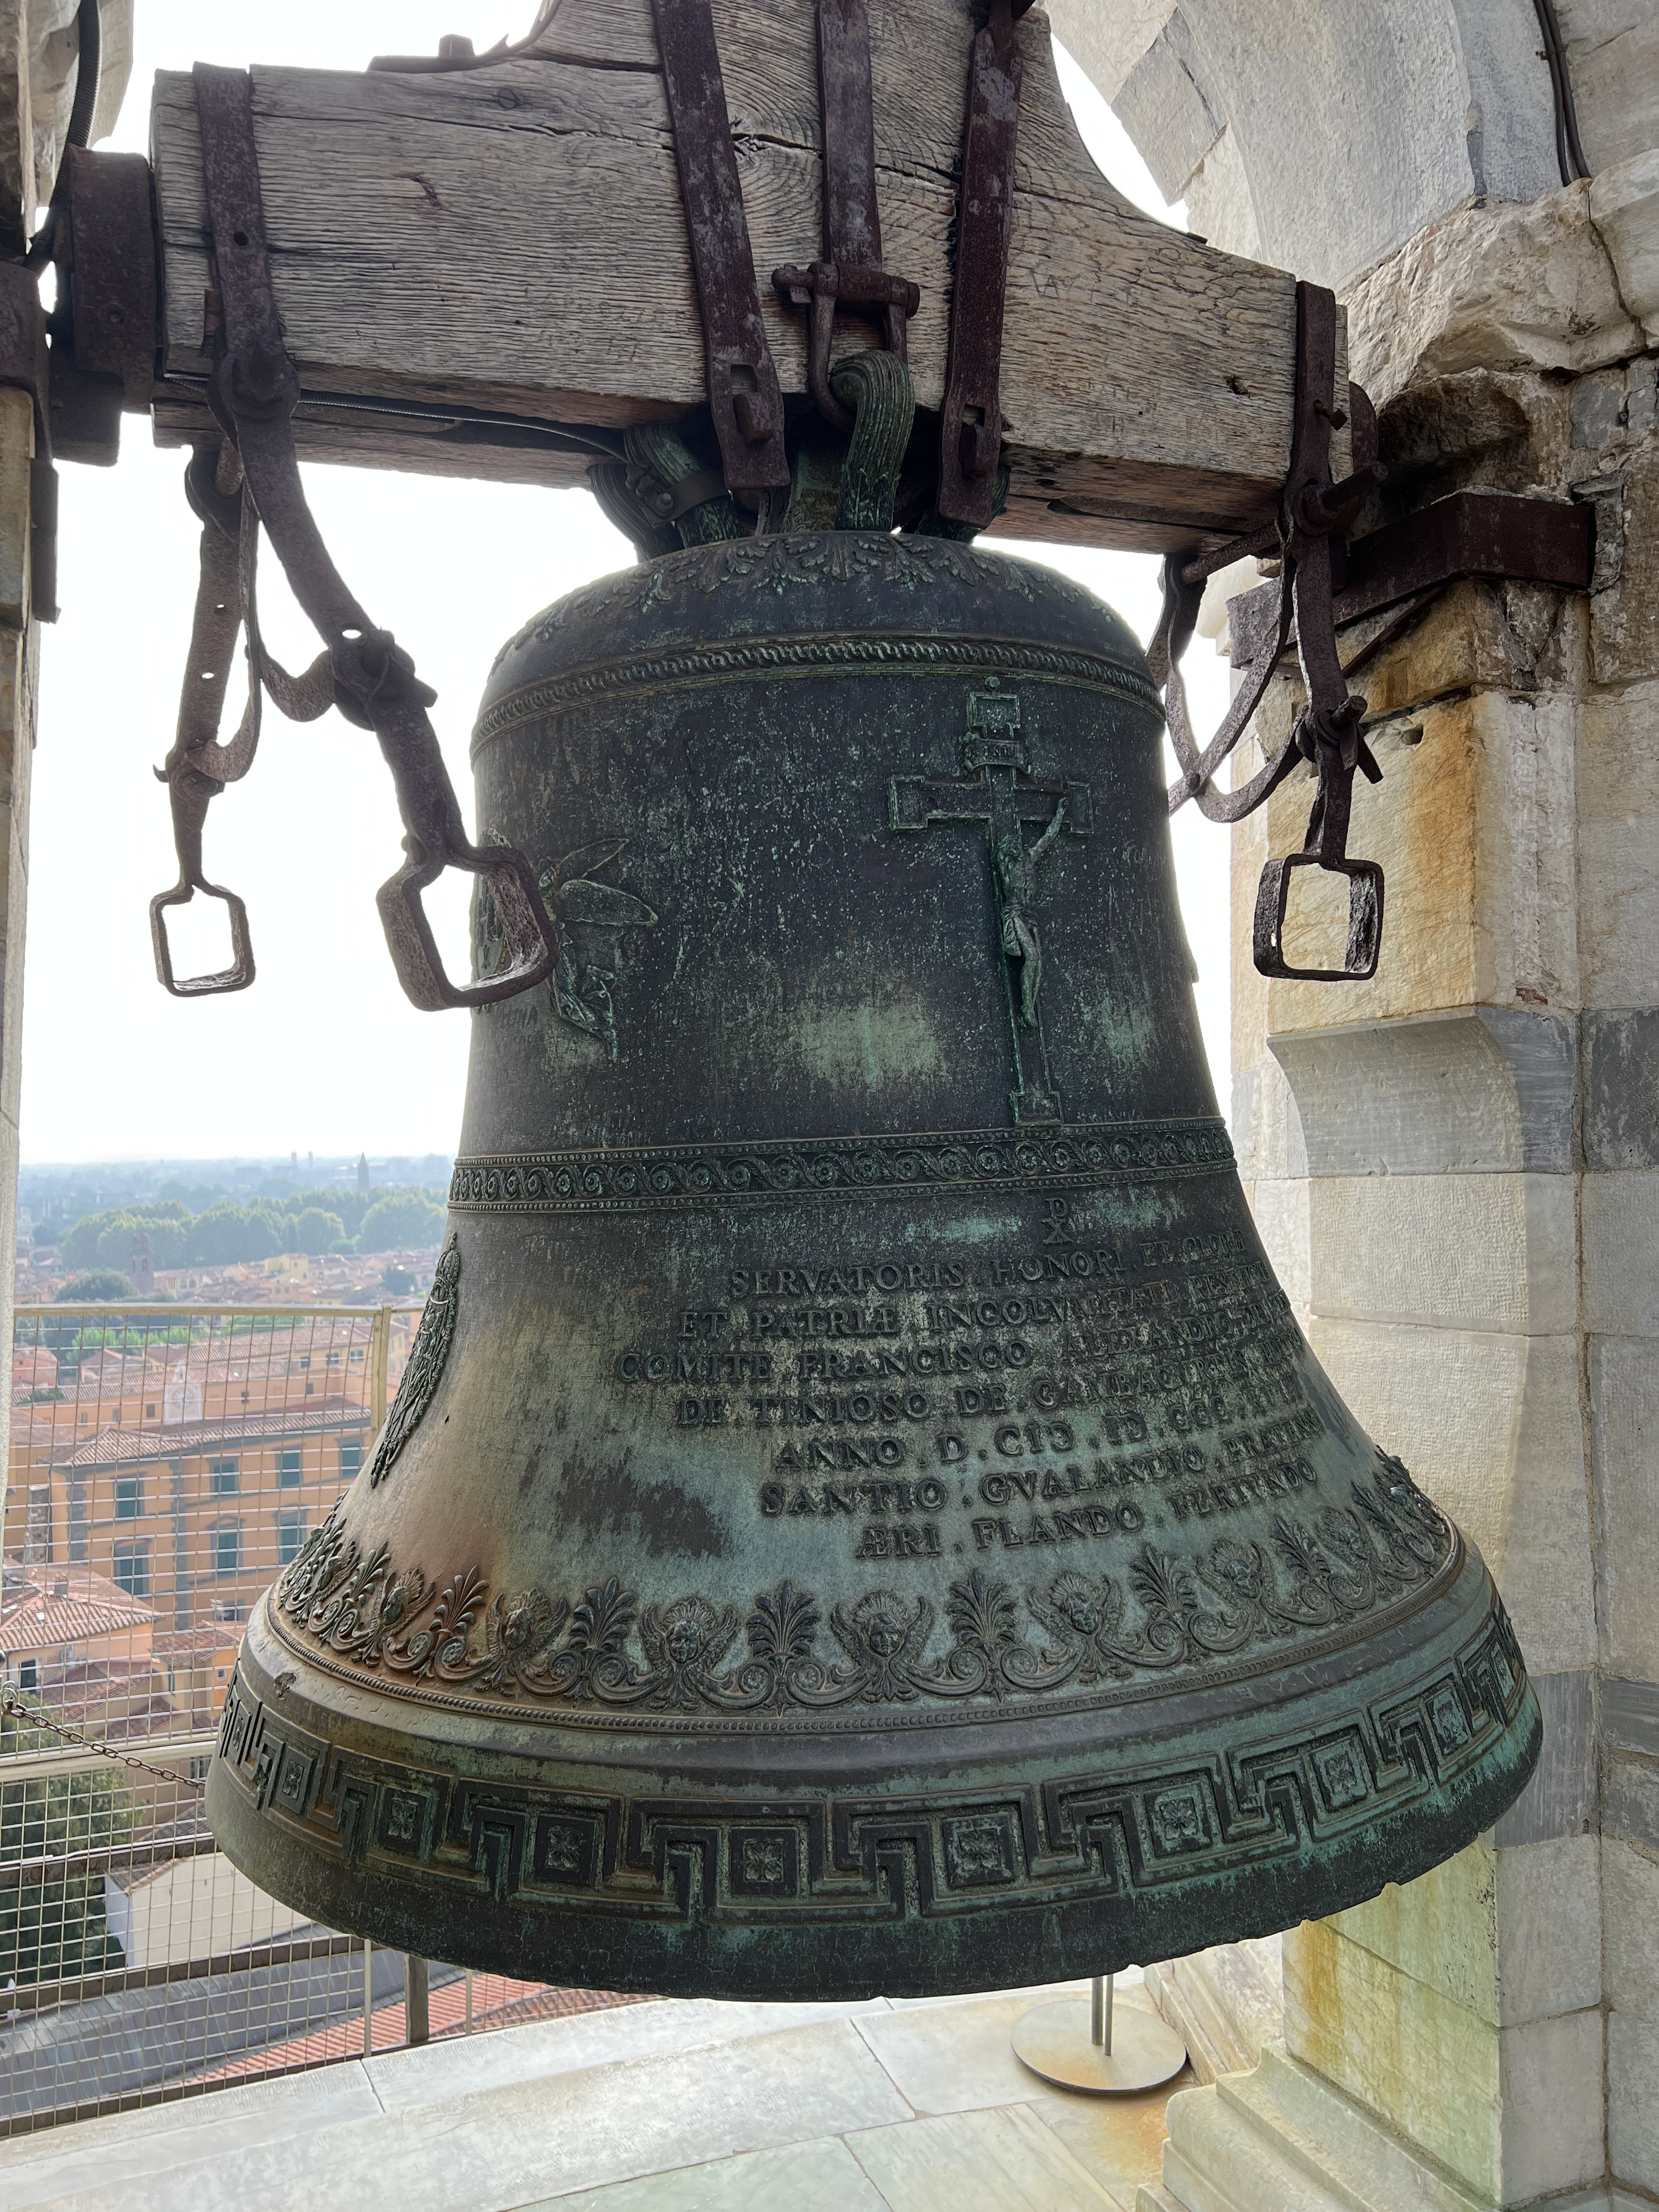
[14,1153,453,1308]
[0,1160,449,2091]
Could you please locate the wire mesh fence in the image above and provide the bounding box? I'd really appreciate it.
[0,1304,638,2133]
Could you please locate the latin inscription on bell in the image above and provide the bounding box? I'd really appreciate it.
[605,1192,1317,1567]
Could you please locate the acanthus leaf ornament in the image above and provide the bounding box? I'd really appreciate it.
[274,1462,1457,1720]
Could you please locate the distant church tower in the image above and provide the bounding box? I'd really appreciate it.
[357,1151,371,1194]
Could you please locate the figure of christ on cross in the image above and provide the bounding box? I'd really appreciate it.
[889,692,1092,1125]
[994,795,1069,1032]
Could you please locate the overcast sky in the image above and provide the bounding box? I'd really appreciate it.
[22,1,1233,1164]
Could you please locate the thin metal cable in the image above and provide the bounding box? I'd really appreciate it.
[1532,0,1590,184]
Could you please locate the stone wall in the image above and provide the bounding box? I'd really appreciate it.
[1143,156,1659,2212]
[1050,4,1657,2198]
[0,0,131,1547]
[1047,0,1563,285]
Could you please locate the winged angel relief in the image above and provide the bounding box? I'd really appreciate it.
[470,838,658,1054]
[538,839,658,1058]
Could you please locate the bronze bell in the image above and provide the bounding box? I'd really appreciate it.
[207,499,1540,2000]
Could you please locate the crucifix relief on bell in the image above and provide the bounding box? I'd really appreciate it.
[888,688,1094,1125]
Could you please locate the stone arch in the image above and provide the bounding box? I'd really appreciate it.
[1048,0,1592,284]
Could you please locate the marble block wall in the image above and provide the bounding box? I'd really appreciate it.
[1048,8,1657,2208]
[0,2,130,1545]
[1204,178,1659,2210]
[0,385,34,1527]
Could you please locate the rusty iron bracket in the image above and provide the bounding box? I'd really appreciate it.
[773,0,920,435]
[1335,488,1594,625]
[652,0,790,511]
[162,62,560,1011]
[935,0,1034,529]
[1227,491,1595,671]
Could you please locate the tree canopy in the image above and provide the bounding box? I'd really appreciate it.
[0,1707,134,1985]
[355,1193,446,1253]
[52,1185,447,1271]
[55,1270,135,1303]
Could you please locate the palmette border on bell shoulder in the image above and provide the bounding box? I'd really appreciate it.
[473,632,1162,750]
[446,1118,1233,1213]
[489,531,1109,672]
[474,532,1160,747]
[270,1457,1459,1720]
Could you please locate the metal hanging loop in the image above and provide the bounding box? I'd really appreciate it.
[1152,283,1388,983]
[773,0,919,432]
[935,0,1034,529]
[150,437,259,997]
[185,63,561,1013]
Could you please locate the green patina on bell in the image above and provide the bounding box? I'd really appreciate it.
[207,378,1539,2000]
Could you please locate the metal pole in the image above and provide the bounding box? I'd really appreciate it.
[405,1952,429,2046]
[362,1938,373,2057]
[1014,1965,1183,2094]
[465,1968,473,2032]
[368,1305,393,1448]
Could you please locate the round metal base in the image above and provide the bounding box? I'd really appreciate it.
[1011,1995,1188,2095]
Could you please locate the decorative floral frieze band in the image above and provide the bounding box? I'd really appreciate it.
[273,1458,1455,1720]
[477,533,1160,744]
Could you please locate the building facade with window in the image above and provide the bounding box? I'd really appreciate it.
[16,1401,371,1637]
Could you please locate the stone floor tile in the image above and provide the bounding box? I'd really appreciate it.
[857,1980,1162,2118]
[366,1995,888,2113]
[882,1974,1107,2011]
[0,2065,382,2210]
[525,2135,889,2210]
[1035,2078,1185,2207]
[42,2020,910,2212]
[846,2103,1128,2210]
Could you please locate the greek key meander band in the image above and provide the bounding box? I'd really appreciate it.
[263,1462,1460,1736]
[473,633,1163,749]
[447,1119,1234,1213]
[219,1585,1529,1921]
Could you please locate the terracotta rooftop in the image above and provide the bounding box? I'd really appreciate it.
[0,1564,156,1651]
[44,1399,374,1469]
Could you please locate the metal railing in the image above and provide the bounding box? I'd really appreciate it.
[0,1303,638,2132]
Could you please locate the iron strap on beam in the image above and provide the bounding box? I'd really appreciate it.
[936,0,1034,528]
[1151,283,1384,983]
[166,64,560,1010]
[651,0,789,507]
[773,0,919,434]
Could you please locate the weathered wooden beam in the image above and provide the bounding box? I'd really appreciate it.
[149,0,1343,551]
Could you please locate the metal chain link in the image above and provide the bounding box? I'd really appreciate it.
[1,1691,208,1793]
